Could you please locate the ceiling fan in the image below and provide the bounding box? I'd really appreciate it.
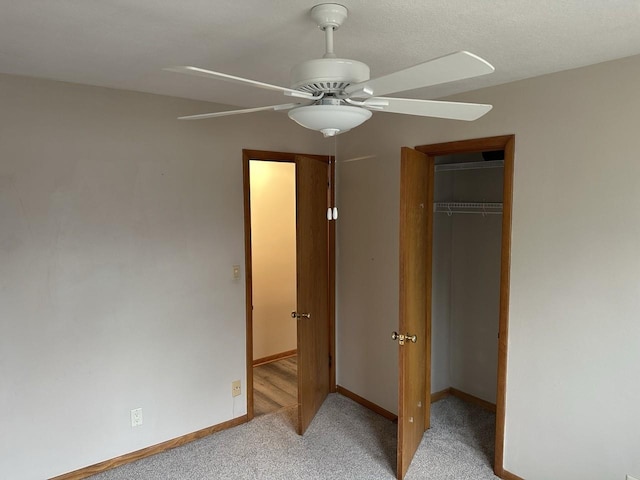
[166,3,495,137]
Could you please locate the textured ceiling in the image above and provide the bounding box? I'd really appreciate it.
[2,0,640,110]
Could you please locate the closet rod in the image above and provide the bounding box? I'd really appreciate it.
[434,160,504,172]
[434,202,503,215]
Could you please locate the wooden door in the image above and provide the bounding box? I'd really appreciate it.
[397,147,432,479]
[295,154,331,435]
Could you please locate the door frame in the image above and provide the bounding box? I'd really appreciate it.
[242,149,336,422]
[414,135,514,478]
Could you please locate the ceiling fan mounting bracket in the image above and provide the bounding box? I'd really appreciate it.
[311,3,348,31]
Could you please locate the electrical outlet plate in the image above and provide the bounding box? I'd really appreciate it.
[130,407,143,427]
[232,380,241,397]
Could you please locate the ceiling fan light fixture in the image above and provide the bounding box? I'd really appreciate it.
[288,104,372,137]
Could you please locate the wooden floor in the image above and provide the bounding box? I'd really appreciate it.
[253,356,298,417]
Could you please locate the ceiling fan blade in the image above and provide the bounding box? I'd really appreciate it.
[164,66,316,100]
[367,97,492,121]
[345,51,494,98]
[178,103,300,120]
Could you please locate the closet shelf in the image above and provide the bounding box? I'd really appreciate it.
[434,202,503,215]
[434,160,504,172]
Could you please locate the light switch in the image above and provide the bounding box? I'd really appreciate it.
[233,264,241,280]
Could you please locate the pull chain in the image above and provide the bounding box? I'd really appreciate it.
[327,136,338,221]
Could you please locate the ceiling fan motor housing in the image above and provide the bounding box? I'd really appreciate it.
[290,58,370,95]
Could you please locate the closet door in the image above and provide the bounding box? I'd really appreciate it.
[396,147,433,479]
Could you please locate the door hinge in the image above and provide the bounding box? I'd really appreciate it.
[328,355,332,368]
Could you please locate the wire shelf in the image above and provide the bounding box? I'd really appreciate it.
[434,202,503,215]
[434,160,504,172]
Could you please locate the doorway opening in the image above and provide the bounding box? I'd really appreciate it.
[429,148,504,468]
[242,149,336,434]
[417,136,514,478]
[248,159,298,417]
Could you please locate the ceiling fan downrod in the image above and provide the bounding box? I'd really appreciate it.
[324,26,336,58]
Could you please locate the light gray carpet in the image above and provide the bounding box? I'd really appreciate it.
[407,396,499,480]
[89,394,500,479]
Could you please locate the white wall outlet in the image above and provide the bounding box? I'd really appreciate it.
[231,380,241,397]
[232,264,241,281]
[130,407,143,427]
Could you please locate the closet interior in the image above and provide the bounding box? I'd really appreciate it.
[431,151,504,407]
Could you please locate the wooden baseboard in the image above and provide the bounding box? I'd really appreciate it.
[431,387,496,413]
[430,388,452,403]
[50,415,247,480]
[449,387,496,413]
[499,469,525,480]
[253,349,297,367]
[336,385,398,421]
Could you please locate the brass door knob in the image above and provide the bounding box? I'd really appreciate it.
[392,331,417,345]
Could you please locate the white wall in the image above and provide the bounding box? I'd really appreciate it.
[336,152,400,414]
[249,161,297,360]
[336,55,640,479]
[0,73,327,480]
[431,168,453,394]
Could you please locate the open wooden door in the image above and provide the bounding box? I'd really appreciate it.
[396,147,432,479]
[294,154,331,435]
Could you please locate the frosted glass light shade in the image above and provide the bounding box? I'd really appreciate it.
[288,104,372,137]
